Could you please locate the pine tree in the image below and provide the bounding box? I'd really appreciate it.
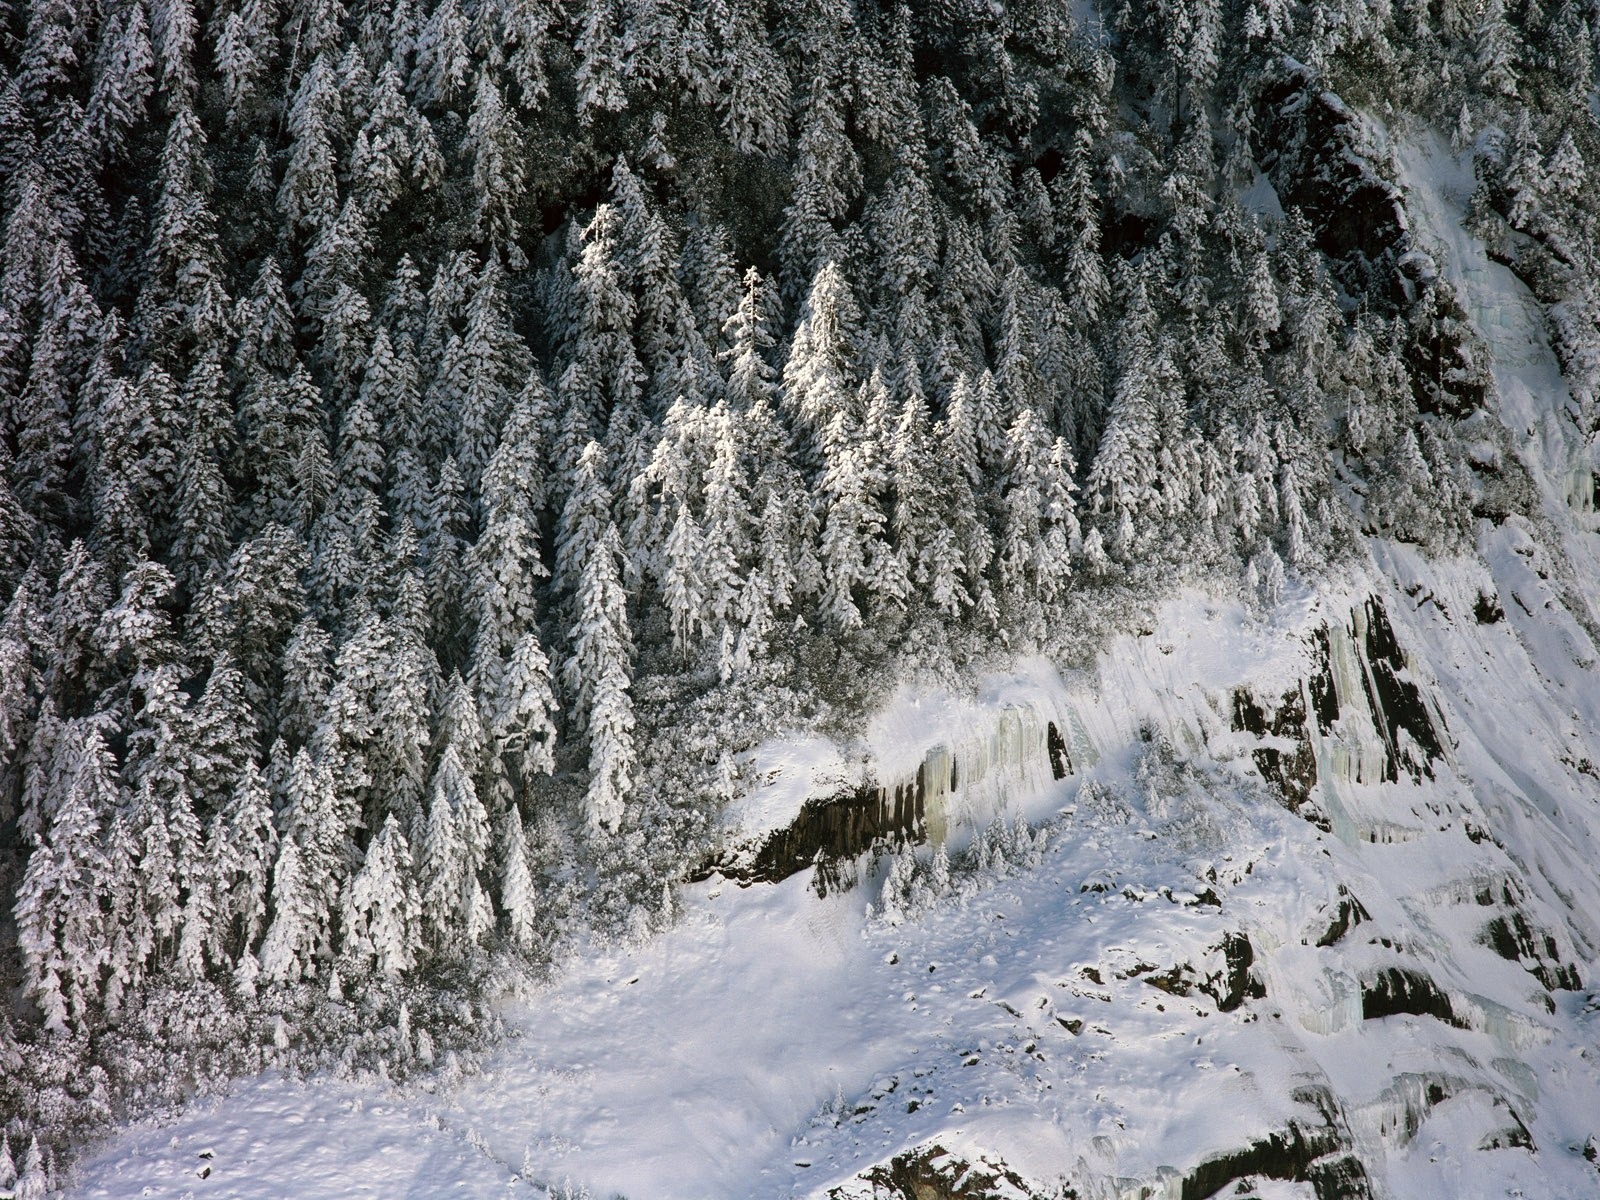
[278,55,341,239]
[149,0,198,102]
[560,506,635,833]
[722,266,779,412]
[554,439,613,618]
[1057,133,1108,327]
[816,409,885,632]
[1243,247,1281,353]
[494,630,559,782]
[421,743,478,946]
[564,204,645,453]
[497,0,556,108]
[14,723,114,1032]
[411,0,473,108]
[352,62,443,217]
[998,407,1077,612]
[1475,0,1521,98]
[779,73,860,291]
[782,263,861,467]
[215,759,277,960]
[172,425,230,594]
[681,224,742,367]
[890,362,962,615]
[1085,269,1161,557]
[333,390,385,523]
[575,0,628,122]
[499,807,538,949]
[259,837,318,983]
[371,627,436,837]
[216,0,273,128]
[468,394,552,711]
[435,673,489,792]
[465,70,526,264]
[698,403,750,637]
[88,0,155,155]
[661,500,706,656]
[343,814,419,977]
[14,1137,46,1200]
[278,746,346,950]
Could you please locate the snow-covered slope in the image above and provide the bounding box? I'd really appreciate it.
[63,140,1600,1200]
[64,583,1600,1198]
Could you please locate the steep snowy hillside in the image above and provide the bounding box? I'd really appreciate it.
[66,219,1600,1200]
[8,0,1600,1193]
[64,556,1600,1199]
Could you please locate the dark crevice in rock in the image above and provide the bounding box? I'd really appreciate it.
[1315,888,1373,948]
[1181,1120,1374,1200]
[1480,910,1582,992]
[1361,967,1467,1028]
[833,1143,1071,1200]
[1202,932,1268,1013]
[1232,687,1327,829]
[1047,720,1070,780]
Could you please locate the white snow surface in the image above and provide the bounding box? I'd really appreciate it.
[66,566,1600,1199]
[65,137,1600,1199]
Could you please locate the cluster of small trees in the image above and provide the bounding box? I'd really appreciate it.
[0,0,1594,1157]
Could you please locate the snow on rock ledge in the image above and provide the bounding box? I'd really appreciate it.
[708,584,1456,892]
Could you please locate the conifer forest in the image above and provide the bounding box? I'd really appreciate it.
[3,0,1600,1194]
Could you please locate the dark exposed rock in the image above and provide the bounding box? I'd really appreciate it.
[761,776,926,886]
[715,596,1447,896]
[694,771,929,887]
[701,707,1072,888]
[1180,1119,1374,1200]
[1307,1152,1378,1200]
[1202,932,1267,1013]
[1252,61,1486,420]
[1359,598,1445,779]
[830,1143,1073,1200]
[1145,964,1196,997]
[1047,721,1070,780]
[1232,687,1327,828]
[1308,629,1341,733]
[1478,1104,1536,1152]
[1480,910,1582,992]
[1361,967,1466,1028]
[1235,597,1446,815]
[1252,62,1406,305]
[1315,888,1373,948]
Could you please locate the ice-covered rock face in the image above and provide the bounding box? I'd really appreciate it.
[717,592,1445,890]
[690,558,1597,1198]
[692,172,1600,1185]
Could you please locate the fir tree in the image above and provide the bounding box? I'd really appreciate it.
[343,814,419,977]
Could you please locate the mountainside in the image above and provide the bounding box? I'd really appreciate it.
[3,0,1600,1195]
[65,547,1600,1199]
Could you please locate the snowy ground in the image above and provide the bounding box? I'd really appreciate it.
[64,136,1600,1200]
[65,562,1600,1199]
